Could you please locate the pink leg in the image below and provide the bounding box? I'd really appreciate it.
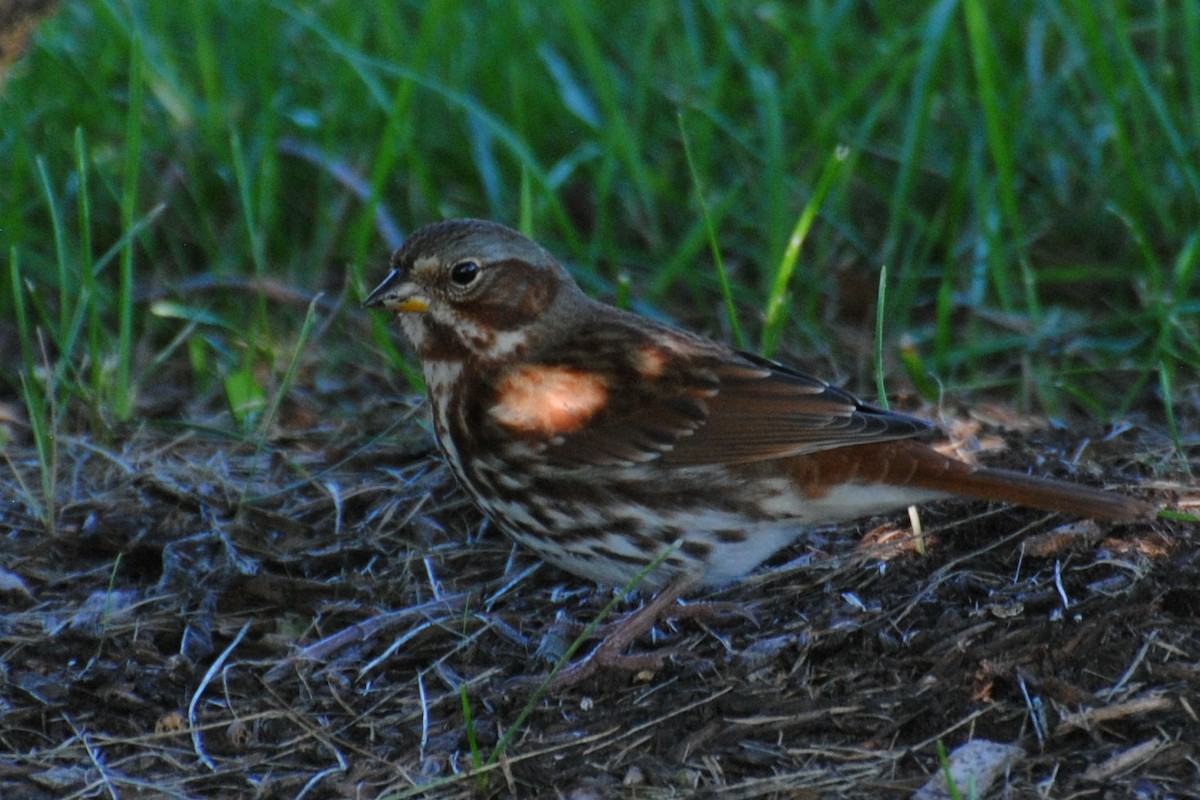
[543,576,699,691]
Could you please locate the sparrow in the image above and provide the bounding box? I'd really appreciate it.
[364,219,1152,680]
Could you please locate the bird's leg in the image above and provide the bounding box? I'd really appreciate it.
[543,575,702,691]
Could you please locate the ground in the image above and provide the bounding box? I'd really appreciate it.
[0,381,1196,799]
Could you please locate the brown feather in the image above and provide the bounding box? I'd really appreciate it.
[788,440,1153,523]
[502,309,935,468]
[664,353,931,464]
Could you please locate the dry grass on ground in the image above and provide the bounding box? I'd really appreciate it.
[1,371,1197,798]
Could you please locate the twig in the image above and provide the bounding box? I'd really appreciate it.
[189,622,250,771]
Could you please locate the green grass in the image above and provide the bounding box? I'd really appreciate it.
[2,1,1197,447]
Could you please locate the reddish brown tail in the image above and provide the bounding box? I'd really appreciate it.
[799,439,1155,523]
[905,441,1154,522]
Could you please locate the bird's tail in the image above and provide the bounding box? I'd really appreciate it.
[896,440,1154,522]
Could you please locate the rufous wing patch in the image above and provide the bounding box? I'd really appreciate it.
[634,344,668,379]
[490,365,609,437]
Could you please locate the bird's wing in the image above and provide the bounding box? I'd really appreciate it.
[661,351,931,466]
[482,320,931,468]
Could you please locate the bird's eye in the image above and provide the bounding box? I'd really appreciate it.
[450,261,480,287]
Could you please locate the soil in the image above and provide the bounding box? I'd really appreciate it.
[1,376,1197,799]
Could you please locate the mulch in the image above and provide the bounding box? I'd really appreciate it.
[1,386,1197,798]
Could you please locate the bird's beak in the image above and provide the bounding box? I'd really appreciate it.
[363,270,430,313]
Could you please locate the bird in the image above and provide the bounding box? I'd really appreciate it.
[364,218,1153,682]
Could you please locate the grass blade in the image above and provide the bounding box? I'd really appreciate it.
[762,145,849,355]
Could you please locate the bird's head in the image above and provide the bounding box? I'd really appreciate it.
[365,219,589,363]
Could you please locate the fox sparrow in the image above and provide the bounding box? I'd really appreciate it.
[365,219,1152,596]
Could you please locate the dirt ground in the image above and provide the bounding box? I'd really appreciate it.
[1,365,1197,798]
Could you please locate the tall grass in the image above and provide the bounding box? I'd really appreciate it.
[1,1,1196,456]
